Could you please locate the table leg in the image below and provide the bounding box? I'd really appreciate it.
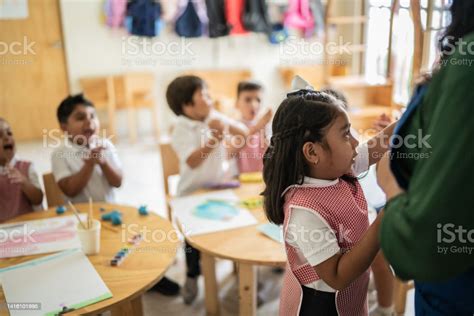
[110,295,143,316]
[130,295,144,315]
[238,263,257,316]
[201,253,220,316]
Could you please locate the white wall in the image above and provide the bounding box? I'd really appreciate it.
[59,0,296,139]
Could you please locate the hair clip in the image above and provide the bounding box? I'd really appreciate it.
[286,89,320,98]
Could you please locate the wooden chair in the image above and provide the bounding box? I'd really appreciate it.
[79,76,117,141]
[279,64,347,91]
[80,72,159,144]
[115,72,160,143]
[394,279,415,315]
[159,141,179,220]
[42,173,64,208]
[185,69,252,115]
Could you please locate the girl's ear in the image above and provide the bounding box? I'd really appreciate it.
[302,142,321,165]
[59,123,68,132]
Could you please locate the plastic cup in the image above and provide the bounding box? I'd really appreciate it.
[76,219,101,255]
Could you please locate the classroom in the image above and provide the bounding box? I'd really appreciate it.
[1,0,473,315]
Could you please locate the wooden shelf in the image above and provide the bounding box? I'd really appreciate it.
[328,75,392,87]
[328,15,368,25]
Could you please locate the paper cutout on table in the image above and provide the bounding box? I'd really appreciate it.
[170,190,258,236]
[241,196,263,210]
[193,200,239,221]
[1,248,112,316]
[257,223,283,243]
[0,215,86,259]
[239,172,263,183]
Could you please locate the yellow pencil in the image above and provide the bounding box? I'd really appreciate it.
[88,197,93,229]
[68,201,87,230]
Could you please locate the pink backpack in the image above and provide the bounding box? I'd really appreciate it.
[284,0,315,37]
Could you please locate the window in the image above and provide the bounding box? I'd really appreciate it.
[365,0,451,105]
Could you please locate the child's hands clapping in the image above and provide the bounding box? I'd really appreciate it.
[83,146,106,166]
[6,166,27,185]
[208,119,225,141]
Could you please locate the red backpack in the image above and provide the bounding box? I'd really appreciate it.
[284,0,315,37]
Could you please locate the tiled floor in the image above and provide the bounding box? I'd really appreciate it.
[15,139,414,315]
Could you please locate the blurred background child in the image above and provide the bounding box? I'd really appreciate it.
[0,118,43,222]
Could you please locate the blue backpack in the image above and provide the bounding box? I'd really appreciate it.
[175,0,204,38]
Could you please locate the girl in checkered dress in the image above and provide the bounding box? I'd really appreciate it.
[262,85,396,316]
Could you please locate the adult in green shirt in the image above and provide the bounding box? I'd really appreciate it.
[376,0,474,314]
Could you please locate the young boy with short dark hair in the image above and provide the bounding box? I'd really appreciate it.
[52,94,122,203]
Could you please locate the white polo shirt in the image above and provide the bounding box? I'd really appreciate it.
[51,138,121,204]
[171,110,248,196]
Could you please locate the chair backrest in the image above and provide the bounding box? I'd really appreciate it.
[159,142,180,196]
[186,69,252,101]
[279,64,347,90]
[115,72,155,109]
[79,76,115,109]
[42,173,64,208]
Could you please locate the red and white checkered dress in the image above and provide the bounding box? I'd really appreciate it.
[280,177,370,316]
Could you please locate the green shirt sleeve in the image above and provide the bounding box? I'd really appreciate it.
[380,41,474,281]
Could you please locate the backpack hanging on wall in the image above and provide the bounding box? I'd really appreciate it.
[284,0,315,37]
[175,0,209,38]
[226,0,247,35]
[242,0,272,34]
[104,0,127,28]
[309,0,325,36]
[126,0,162,37]
[206,0,230,38]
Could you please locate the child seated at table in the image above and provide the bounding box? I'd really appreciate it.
[233,81,272,173]
[0,118,43,222]
[167,75,253,304]
[52,94,181,296]
[51,94,123,204]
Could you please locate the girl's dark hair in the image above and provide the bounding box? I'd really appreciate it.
[439,0,474,58]
[262,91,343,225]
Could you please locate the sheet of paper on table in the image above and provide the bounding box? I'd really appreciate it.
[170,190,258,236]
[257,223,283,243]
[0,214,86,259]
[0,248,112,316]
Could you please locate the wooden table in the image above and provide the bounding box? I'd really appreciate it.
[0,203,179,316]
[183,183,287,316]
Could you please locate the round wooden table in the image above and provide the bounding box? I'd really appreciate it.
[0,203,179,316]
[183,183,287,316]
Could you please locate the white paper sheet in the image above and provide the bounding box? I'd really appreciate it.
[1,249,112,316]
[0,215,86,259]
[170,190,258,236]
